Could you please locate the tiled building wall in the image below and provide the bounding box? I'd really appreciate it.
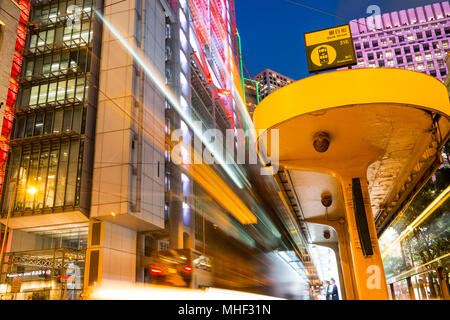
[91,0,165,230]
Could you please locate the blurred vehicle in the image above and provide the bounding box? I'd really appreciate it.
[148,249,212,288]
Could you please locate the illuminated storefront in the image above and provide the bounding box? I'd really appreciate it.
[0,224,87,300]
[379,143,450,300]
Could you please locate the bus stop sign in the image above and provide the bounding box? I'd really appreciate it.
[304,24,357,73]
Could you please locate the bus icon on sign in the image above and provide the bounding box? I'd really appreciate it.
[310,45,336,67]
[318,47,329,64]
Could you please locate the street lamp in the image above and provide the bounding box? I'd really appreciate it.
[27,186,37,195]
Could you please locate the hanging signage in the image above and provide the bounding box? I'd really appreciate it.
[304,24,357,73]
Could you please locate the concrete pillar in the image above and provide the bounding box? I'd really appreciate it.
[340,176,389,299]
[84,220,137,296]
[135,233,146,283]
[334,221,359,300]
[305,218,358,300]
[169,195,183,249]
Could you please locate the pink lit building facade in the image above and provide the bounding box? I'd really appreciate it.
[347,1,450,81]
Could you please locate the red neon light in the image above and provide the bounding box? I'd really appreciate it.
[217,89,231,96]
[193,51,212,83]
[216,95,232,120]
[150,267,163,274]
[184,266,192,272]
[0,0,30,194]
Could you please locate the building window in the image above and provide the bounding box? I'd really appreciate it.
[165,118,170,135]
[385,51,393,58]
[14,107,84,139]
[425,52,432,60]
[407,34,414,41]
[3,140,83,212]
[378,60,385,67]
[415,54,423,61]
[387,60,394,67]
[417,63,425,71]
[165,172,171,192]
[19,76,88,108]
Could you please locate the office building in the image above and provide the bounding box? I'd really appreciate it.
[0,0,275,299]
[253,69,293,101]
[243,78,259,117]
[348,1,450,81]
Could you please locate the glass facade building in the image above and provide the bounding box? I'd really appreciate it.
[348,1,450,81]
[1,0,95,217]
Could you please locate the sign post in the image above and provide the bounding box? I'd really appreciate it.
[304,24,357,73]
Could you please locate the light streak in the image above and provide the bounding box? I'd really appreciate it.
[382,185,450,258]
[88,281,283,300]
[95,9,244,189]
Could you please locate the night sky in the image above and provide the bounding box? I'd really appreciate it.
[235,0,444,80]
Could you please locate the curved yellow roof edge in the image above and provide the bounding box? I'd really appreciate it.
[253,68,450,133]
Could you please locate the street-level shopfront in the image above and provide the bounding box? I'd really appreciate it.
[0,223,87,300]
[380,150,450,300]
[0,247,85,300]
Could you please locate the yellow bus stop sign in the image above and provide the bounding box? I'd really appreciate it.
[304,24,357,73]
